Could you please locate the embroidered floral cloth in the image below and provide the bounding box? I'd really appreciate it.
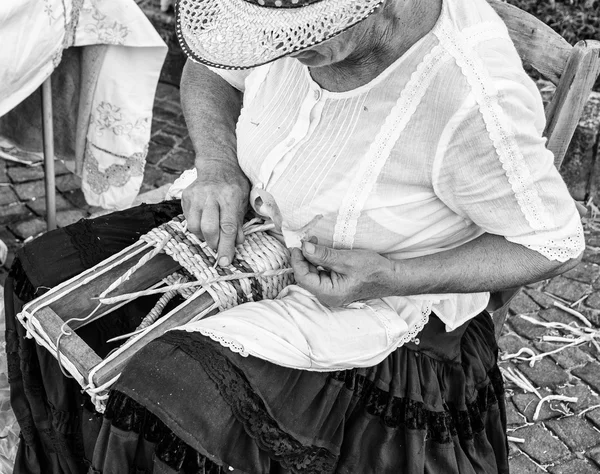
[0,0,167,209]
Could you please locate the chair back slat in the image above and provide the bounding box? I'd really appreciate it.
[485,1,600,339]
[545,40,600,167]
[488,0,572,85]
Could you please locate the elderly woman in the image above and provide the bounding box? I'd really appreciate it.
[5,0,584,472]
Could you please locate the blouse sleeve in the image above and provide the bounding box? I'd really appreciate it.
[432,78,585,262]
[206,66,253,92]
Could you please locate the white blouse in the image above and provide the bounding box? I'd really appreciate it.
[170,0,584,366]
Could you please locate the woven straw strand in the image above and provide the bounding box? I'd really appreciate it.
[98,267,294,305]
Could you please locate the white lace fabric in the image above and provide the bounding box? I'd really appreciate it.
[168,0,585,363]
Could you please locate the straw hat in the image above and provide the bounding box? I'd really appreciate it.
[176,0,386,70]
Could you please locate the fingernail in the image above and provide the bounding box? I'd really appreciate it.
[219,256,230,267]
[304,242,315,254]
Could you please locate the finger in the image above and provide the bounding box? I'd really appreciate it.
[235,225,245,246]
[216,205,240,267]
[182,191,204,239]
[302,242,343,271]
[290,248,319,284]
[200,198,220,250]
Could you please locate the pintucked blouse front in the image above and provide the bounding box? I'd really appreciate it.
[176,0,584,338]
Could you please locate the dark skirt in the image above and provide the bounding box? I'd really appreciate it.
[4,201,508,474]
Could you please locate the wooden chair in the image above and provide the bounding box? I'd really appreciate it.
[487,0,600,338]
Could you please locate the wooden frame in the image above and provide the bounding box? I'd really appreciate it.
[17,240,218,408]
[488,0,600,337]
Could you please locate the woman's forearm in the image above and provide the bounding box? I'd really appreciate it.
[392,233,582,295]
[180,60,243,169]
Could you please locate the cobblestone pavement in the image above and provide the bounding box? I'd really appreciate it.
[2,82,600,473]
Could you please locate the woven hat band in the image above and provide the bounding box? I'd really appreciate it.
[242,0,322,7]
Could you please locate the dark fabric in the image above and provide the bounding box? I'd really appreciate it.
[4,200,508,474]
[5,201,183,474]
[97,312,507,474]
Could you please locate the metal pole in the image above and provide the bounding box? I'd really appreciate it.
[41,76,57,231]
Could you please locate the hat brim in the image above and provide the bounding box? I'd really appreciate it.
[176,0,385,70]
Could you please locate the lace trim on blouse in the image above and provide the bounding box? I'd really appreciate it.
[434,20,554,233]
[332,43,452,249]
[176,327,249,357]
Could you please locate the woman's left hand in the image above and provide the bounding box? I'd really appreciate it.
[290,241,397,307]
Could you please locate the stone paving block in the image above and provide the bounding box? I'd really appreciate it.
[7,165,46,183]
[573,363,600,393]
[56,209,87,228]
[517,358,571,390]
[583,308,600,327]
[583,247,600,266]
[27,194,75,215]
[548,458,599,474]
[523,289,556,310]
[507,397,528,425]
[142,166,169,190]
[587,445,600,468]
[155,99,181,115]
[579,342,600,363]
[162,124,188,139]
[154,171,179,189]
[9,218,46,240]
[0,203,33,225]
[546,415,600,451]
[587,292,600,310]
[509,292,542,315]
[512,389,560,422]
[153,103,180,122]
[56,173,82,193]
[545,276,593,303]
[586,408,600,428]
[498,333,534,355]
[0,186,17,206]
[509,453,546,473]
[0,228,21,253]
[556,383,600,415]
[53,160,71,175]
[146,144,171,169]
[0,160,8,183]
[151,117,167,135]
[539,306,581,326]
[151,132,180,149]
[63,189,93,211]
[508,314,549,340]
[146,144,172,165]
[156,82,181,103]
[534,342,592,370]
[508,441,521,457]
[179,136,194,151]
[14,179,45,200]
[564,261,600,285]
[159,150,195,173]
[514,424,570,464]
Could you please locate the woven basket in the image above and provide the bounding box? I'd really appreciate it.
[17,216,294,411]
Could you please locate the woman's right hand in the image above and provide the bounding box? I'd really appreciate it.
[182,159,250,267]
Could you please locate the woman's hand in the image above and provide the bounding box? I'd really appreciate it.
[290,241,397,307]
[182,160,250,267]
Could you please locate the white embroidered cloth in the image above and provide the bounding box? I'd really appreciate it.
[168,0,585,369]
[0,0,167,209]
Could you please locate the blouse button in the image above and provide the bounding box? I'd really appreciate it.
[313,89,322,100]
